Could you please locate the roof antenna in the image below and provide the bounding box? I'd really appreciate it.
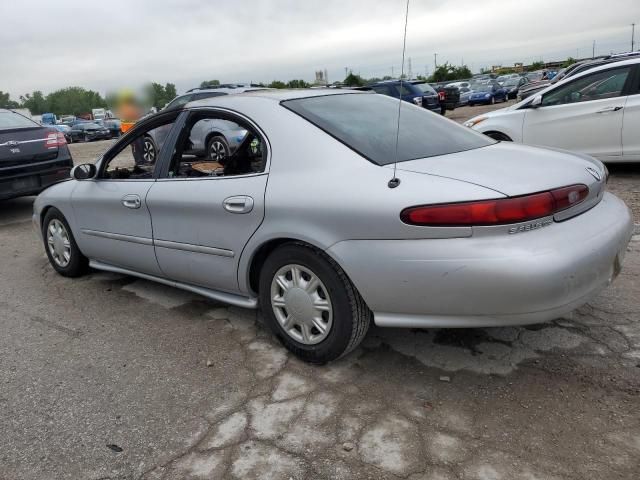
[388,0,410,189]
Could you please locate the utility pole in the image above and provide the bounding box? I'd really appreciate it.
[434,53,438,71]
[592,40,596,58]
[391,66,394,78]
[344,67,348,78]
[407,57,413,80]
[632,23,636,51]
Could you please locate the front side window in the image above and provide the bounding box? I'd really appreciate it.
[101,118,176,180]
[283,93,494,165]
[166,111,267,178]
[542,67,631,106]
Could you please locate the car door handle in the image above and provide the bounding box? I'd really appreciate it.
[223,195,254,214]
[596,106,623,113]
[122,194,141,209]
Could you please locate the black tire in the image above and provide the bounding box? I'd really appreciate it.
[490,96,495,105]
[485,131,512,142]
[259,243,371,364]
[42,208,88,278]
[440,106,446,116]
[468,103,474,107]
[206,135,229,162]
[67,135,73,144]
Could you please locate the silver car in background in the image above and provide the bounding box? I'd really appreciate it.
[33,90,633,363]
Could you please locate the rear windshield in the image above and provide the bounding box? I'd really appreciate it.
[282,93,494,165]
[414,83,437,95]
[0,111,39,130]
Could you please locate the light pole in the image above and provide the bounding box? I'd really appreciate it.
[434,53,438,71]
[632,23,636,51]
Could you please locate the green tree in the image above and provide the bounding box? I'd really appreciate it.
[268,80,287,89]
[343,73,365,87]
[20,91,49,114]
[562,57,577,68]
[45,87,106,116]
[428,63,472,82]
[200,79,220,88]
[164,83,177,102]
[286,79,309,88]
[0,91,20,109]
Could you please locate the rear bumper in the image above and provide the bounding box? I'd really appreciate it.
[327,193,634,328]
[0,159,72,200]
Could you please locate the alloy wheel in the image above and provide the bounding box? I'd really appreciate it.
[143,138,155,163]
[47,219,71,268]
[270,264,333,345]
[209,140,227,162]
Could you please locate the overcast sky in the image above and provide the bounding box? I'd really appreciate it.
[1,0,638,99]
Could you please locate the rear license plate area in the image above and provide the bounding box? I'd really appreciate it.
[12,176,39,191]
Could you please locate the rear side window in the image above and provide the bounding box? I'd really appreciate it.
[283,93,494,165]
[0,111,39,129]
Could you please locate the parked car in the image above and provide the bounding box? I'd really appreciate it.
[0,109,72,200]
[468,83,508,105]
[33,90,632,363]
[51,124,72,142]
[464,58,640,162]
[369,80,441,113]
[431,83,460,115]
[104,118,122,138]
[458,87,473,106]
[67,122,111,143]
[502,76,530,99]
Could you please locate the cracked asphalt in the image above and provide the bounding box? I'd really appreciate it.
[2,119,640,479]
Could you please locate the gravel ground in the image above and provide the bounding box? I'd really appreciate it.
[1,105,638,480]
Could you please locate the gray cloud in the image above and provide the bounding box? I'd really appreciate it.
[1,0,638,98]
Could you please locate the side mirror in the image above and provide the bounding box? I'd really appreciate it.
[530,95,542,108]
[71,163,97,180]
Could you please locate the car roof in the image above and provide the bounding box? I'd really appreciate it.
[186,88,368,108]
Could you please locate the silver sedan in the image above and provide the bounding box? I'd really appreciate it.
[33,90,634,363]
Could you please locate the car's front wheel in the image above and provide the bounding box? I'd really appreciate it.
[142,136,157,163]
[42,208,88,277]
[259,243,371,363]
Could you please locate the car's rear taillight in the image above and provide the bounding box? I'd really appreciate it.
[45,132,67,149]
[400,185,589,227]
[438,91,446,101]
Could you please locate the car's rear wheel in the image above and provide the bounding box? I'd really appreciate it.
[42,208,88,277]
[259,243,371,364]
[207,136,229,163]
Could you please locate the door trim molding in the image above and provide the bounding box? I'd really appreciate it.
[155,239,234,258]
[81,229,153,246]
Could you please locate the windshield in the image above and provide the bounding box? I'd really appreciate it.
[283,93,494,165]
[0,111,39,129]
[413,83,437,94]
[474,84,494,92]
[504,79,519,86]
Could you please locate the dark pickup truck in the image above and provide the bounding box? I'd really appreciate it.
[420,82,460,115]
[0,109,73,201]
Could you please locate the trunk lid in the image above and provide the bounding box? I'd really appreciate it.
[0,126,59,167]
[396,142,603,197]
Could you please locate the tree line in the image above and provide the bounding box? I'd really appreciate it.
[0,65,479,115]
